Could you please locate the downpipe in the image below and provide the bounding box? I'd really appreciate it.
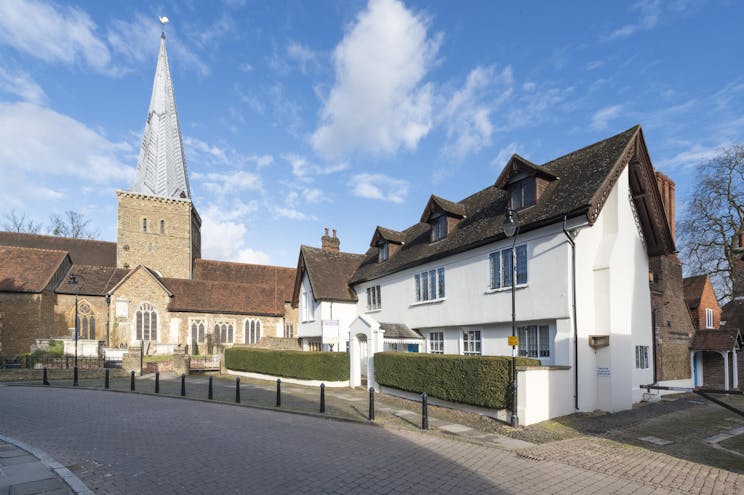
[562,217,579,411]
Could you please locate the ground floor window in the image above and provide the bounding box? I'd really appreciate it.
[135,302,157,341]
[214,321,235,344]
[73,301,96,339]
[190,320,205,344]
[244,319,261,344]
[429,331,444,354]
[635,345,649,369]
[463,329,481,355]
[517,325,550,358]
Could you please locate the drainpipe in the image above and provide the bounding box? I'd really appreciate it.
[562,217,579,411]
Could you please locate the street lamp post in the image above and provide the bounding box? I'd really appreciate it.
[68,274,79,386]
[503,208,521,427]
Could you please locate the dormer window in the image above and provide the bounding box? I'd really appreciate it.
[510,178,535,210]
[431,215,446,242]
[378,242,389,262]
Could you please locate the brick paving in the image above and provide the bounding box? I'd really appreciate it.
[2,386,742,494]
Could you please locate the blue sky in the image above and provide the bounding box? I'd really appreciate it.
[0,0,742,268]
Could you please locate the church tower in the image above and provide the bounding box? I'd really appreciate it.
[117,30,201,279]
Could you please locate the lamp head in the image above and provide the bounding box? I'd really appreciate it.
[68,274,77,286]
[503,208,520,238]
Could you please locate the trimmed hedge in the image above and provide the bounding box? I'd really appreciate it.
[374,352,540,409]
[225,348,349,381]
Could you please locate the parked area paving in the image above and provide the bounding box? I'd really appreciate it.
[3,385,743,494]
[0,434,81,495]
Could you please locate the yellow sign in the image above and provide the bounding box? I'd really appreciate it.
[508,336,518,347]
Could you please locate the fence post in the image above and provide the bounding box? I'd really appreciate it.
[104,368,109,389]
[130,370,135,391]
[66,355,69,369]
[208,376,213,400]
[369,387,375,421]
[155,371,160,394]
[276,378,281,407]
[25,355,29,369]
[181,374,186,397]
[235,377,241,403]
[421,392,428,430]
[320,383,326,413]
[43,367,49,386]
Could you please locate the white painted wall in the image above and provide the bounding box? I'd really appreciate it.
[296,272,357,352]
[517,367,574,426]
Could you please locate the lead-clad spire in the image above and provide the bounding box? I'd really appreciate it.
[132,30,191,199]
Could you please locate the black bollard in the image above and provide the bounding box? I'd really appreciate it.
[43,367,49,386]
[208,376,214,400]
[235,377,241,403]
[276,378,281,407]
[73,366,79,387]
[422,392,429,430]
[66,355,69,369]
[155,371,160,394]
[130,370,135,391]
[181,374,186,396]
[368,387,375,421]
[320,383,326,413]
[104,368,110,389]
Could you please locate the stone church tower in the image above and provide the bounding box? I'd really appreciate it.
[117,32,201,279]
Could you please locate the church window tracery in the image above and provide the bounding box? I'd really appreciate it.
[244,319,261,344]
[135,302,158,341]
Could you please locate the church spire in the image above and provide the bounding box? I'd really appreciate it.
[132,25,191,199]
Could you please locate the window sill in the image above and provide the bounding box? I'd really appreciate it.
[301,319,315,324]
[410,298,446,307]
[366,308,382,313]
[484,283,528,294]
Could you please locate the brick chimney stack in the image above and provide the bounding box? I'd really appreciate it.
[321,227,340,252]
[655,172,676,243]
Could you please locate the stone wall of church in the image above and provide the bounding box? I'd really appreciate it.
[116,191,200,279]
[0,292,56,356]
[53,294,109,345]
[170,312,284,355]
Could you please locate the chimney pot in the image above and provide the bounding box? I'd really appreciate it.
[324,227,329,236]
[332,229,337,238]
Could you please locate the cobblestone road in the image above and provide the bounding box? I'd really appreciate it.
[1,386,742,494]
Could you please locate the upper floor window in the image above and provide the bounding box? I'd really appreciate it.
[489,245,527,289]
[463,329,481,355]
[135,302,157,341]
[510,178,536,210]
[300,287,314,322]
[705,308,714,329]
[367,285,381,310]
[431,216,446,242]
[414,267,445,302]
[518,325,550,358]
[142,218,148,233]
[429,331,444,354]
[378,242,389,262]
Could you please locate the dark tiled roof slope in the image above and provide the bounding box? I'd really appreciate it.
[193,259,295,302]
[373,226,406,245]
[690,329,742,351]
[56,265,129,296]
[163,278,284,316]
[429,195,466,218]
[0,246,69,293]
[300,246,365,303]
[351,126,640,284]
[379,322,423,339]
[683,275,708,309]
[722,299,744,332]
[0,232,116,266]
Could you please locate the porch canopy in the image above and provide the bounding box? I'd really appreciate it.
[691,329,743,390]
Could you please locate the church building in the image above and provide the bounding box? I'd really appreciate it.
[0,32,297,357]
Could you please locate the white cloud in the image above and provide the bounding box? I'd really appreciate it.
[349,173,409,203]
[604,0,660,41]
[655,144,720,169]
[282,153,347,181]
[0,65,47,104]
[200,213,270,264]
[591,104,623,130]
[0,0,113,73]
[286,41,321,74]
[184,136,274,171]
[491,143,523,169]
[311,0,440,158]
[193,171,263,195]
[441,65,514,160]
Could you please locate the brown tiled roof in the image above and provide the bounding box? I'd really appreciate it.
[0,246,69,293]
[163,278,284,316]
[296,246,365,303]
[690,329,742,351]
[193,259,295,302]
[683,275,708,309]
[428,195,466,218]
[55,265,129,296]
[722,299,744,332]
[494,154,559,189]
[371,226,405,246]
[0,232,116,266]
[351,126,672,284]
[379,322,423,340]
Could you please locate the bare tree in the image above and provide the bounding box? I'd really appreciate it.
[49,210,99,240]
[678,144,744,303]
[1,210,42,234]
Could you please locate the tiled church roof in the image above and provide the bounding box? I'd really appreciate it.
[163,278,284,316]
[55,265,129,296]
[193,259,295,303]
[0,246,69,293]
[0,232,117,267]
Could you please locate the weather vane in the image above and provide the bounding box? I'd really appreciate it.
[159,16,169,38]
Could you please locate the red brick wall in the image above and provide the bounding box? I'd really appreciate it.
[690,279,721,330]
[702,351,743,390]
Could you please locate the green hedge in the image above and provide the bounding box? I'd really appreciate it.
[374,352,540,409]
[225,348,349,381]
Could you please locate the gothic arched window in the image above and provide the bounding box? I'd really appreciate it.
[135,302,158,341]
[214,321,234,344]
[244,319,261,344]
[72,302,96,340]
[191,320,205,344]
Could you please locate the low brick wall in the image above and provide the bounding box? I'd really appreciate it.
[0,368,129,382]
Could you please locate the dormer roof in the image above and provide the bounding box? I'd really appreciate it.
[370,226,405,247]
[494,154,559,189]
[420,194,466,223]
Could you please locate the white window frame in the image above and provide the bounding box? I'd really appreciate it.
[463,329,481,355]
[429,331,444,354]
[705,308,714,329]
[134,302,158,342]
[489,244,527,289]
[367,285,381,311]
[635,345,649,369]
[517,325,550,359]
[300,285,314,322]
[414,267,445,303]
[214,320,235,344]
[190,319,206,344]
